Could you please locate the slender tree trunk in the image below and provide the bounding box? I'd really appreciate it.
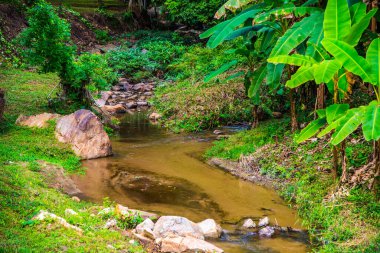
[371,0,378,33]
[370,140,380,196]
[289,89,298,132]
[340,140,348,183]
[316,84,325,110]
[252,105,259,128]
[332,146,338,180]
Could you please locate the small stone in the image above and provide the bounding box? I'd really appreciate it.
[136,218,155,234]
[213,130,224,135]
[104,219,118,229]
[149,112,161,121]
[242,218,256,229]
[144,92,153,96]
[129,239,135,244]
[258,217,269,227]
[71,196,80,202]
[98,207,114,216]
[259,226,275,237]
[197,219,222,238]
[107,244,115,250]
[137,101,148,106]
[64,209,78,216]
[126,102,137,109]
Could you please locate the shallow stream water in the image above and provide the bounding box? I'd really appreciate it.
[72,112,310,252]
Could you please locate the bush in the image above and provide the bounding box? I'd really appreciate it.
[164,0,224,26]
[18,0,75,73]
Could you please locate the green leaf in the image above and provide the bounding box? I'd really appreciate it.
[255,5,321,23]
[344,8,378,46]
[214,0,256,19]
[305,15,324,59]
[323,0,351,40]
[286,66,316,88]
[316,109,326,118]
[200,20,229,39]
[366,38,380,86]
[313,60,341,84]
[207,9,263,48]
[270,12,323,57]
[266,63,284,89]
[248,65,267,98]
[296,118,326,143]
[362,101,380,141]
[331,108,363,145]
[350,2,368,26]
[204,60,238,82]
[326,104,350,124]
[322,39,373,82]
[268,54,317,67]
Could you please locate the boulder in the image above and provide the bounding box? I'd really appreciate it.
[136,218,155,234]
[102,104,126,114]
[153,216,204,240]
[197,219,222,238]
[95,91,112,107]
[16,113,61,128]
[259,226,275,237]
[160,235,224,253]
[241,218,256,229]
[258,217,269,227]
[55,109,112,159]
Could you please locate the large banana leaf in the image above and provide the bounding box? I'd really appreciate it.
[295,118,326,143]
[344,8,377,46]
[215,0,256,19]
[322,39,373,83]
[286,66,316,88]
[323,0,351,40]
[204,60,239,82]
[248,64,267,98]
[268,54,317,67]
[269,12,322,57]
[255,5,321,23]
[326,103,350,124]
[317,115,345,138]
[362,101,380,141]
[305,14,324,59]
[207,9,263,49]
[313,60,341,84]
[266,63,284,89]
[350,2,368,26]
[331,108,363,145]
[366,38,380,86]
[200,19,229,39]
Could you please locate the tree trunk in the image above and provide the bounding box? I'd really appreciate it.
[289,89,298,132]
[340,140,348,183]
[371,0,378,33]
[332,145,338,180]
[370,140,380,196]
[252,105,259,128]
[316,84,325,110]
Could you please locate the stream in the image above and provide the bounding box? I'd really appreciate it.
[71,112,311,252]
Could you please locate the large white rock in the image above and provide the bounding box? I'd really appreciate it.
[197,219,222,238]
[241,218,256,229]
[136,218,155,234]
[160,235,224,253]
[153,216,204,240]
[32,210,82,234]
[258,217,269,227]
[16,113,61,128]
[55,109,112,159]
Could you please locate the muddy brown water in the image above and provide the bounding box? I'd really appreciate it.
[72,112,311,252]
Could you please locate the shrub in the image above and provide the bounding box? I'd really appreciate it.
[164,0,224,26]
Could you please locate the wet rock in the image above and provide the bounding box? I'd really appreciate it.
[32,210,82,234]
[102,104,126,114]
[259,226,275,237]
[159,235,223,253]
[153,216,204,240]
[258,217,269,227]
[197,219,222,238]
[213,130,224,135]
[137,101,148,106]
[16,113,61,128]
[104,219,118,229]
[136,218,155,234]
[126,102,138,109]
[65,209,78,216]
[149,112,162,121]
[241,218,256,229]
[55,109,112,159]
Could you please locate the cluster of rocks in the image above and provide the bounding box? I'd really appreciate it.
[132,216,224,253]
[16,109,112,160]
[97,78,155,115]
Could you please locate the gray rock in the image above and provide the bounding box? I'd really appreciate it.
[104,219,118,229]
[126,102,138,109]
[241,218,256,229]
[197,219,222,238]
[137,101,148,106]
[136,218,155,234]
[153,216,204,240]
[259,226,275,237]
[160,235,224,253]
[258,217,269,227]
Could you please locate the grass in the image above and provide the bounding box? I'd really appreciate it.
[0,68,145,252]
[206,119,380,252]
